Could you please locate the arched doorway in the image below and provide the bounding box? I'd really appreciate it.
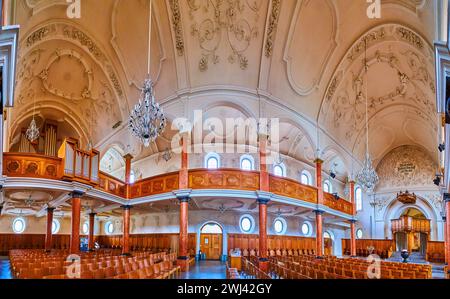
[200,223,223,260]
[324,231,333,256]
[393,208,429,256]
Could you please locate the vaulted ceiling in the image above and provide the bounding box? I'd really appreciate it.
[7,0,439,177]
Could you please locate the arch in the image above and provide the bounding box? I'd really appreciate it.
[205,152,221,169]
[197,220,226,260]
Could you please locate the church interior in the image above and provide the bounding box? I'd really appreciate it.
[0,0,450,281]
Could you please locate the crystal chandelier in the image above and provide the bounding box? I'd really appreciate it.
[356,37,379,192]
[128,0,166,147]
[26,95,40,142]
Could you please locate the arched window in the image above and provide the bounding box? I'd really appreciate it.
[355,186,363,211]
[205,152,220,169]
[12,217,26,234]
[324,231,332,240]
[301,170,312,185]
[82,221,89,235]
[105,221,114,235]
[240,155,254,171]
[52,219,60,234]
[273,217,287,235]
[356,228,363,239]
[239,215,255,233]
[273,163,286,177]
[301,221,312,236]
[129,170,136,184]
[323,180,332,193]
[201,223,222,234]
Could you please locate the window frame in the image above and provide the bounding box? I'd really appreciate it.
[355,186,363,211]
[273,163,286,177]
[105,221,114,235]
[239,154,255,171]
[300,170,312,185]
[82,221,89,235]
[301,221,313,237]
[239,214,255,234]
[204,152,221,169]
[356,228,363,239]
[12,217,26,234]
[323,180,332,193]
[52,219,60,234]
[273,217,287,235]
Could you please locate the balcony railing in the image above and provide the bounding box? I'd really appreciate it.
[391,216,430,234]
[2,149,354,216]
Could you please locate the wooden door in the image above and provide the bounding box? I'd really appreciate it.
[324,238,333,256]
[200,234,222,260]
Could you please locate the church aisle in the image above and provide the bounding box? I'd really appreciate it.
[0,257,12,279]
[179,261,227,279]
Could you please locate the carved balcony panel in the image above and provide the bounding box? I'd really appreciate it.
[323,192,353,215]
[3,153,62,179]
[98,171,126,198]
[269,175,318,204]
[188,169,260,191]
[391,216,430,234]
[130,172,179,199]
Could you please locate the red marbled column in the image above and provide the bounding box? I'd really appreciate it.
[123,154,133,198]
[446,198,450,269]
[315,159,323,205]
[315,211,324,257]
[122,206,131,255]
[177,198,190,272]
[258,199,269,272]
[259,134,269,191]
[45,208,55,252]
[88,213,96,251]
[179,133,189,189]
[70,194,82,254]
[349,181,356,257]
[444,217,447,265]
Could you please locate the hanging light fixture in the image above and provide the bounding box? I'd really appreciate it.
[128,0,166,147]
[26,96,40,142]
[356,37,379,192]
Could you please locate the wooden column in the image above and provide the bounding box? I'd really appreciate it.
[122,205,132,256]
[88,212,96,251]
[70,192,83,254]
[349,180,356,257]
[315,159,324,258]
[45,207,55,252]
[177,132,190,272]
[258,134,270,272]
[123,154,133,198]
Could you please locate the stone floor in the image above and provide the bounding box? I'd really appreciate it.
[0,257,12,279]
[179,260,227,279]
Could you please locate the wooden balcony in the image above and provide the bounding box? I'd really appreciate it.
[391,215,431,234]
[323,192,353,215]
[2,151,353,216]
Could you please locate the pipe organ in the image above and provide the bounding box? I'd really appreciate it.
[44,123,57,157]
[17,122,59,156]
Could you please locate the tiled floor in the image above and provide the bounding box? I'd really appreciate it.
[179,260,227,279]
[0,257,12,279]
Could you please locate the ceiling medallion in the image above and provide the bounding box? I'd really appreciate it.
[128,0,166,147]
[356,37,379,193]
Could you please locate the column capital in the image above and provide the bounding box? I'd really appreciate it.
[349,219,357,224]
[123,154,134,160]
[314,158,324,164]
[443,215,446,222]
[256,191,272,204]
[120,205,133,210]
[444,193,450,202]
[70,191,84,198]
[89,212,97,217]
[173,189,192,200]
[314,209,325,215]
[46,207,56,212]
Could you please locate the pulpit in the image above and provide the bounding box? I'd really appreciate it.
[391,215,430,257]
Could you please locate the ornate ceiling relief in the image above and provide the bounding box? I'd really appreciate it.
[13,22,125,144]
[375,145,437,190]
[318,24,436,153]
[265,0,281,57]
[169,0,185,56]
[187,0,262,71]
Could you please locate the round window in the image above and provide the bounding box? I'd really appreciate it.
[105,221,114,235]
[239,215,254,233]
[301,222,311,236]
[356,228,363,239]
[12,218,26,234]
[52,219,60,234]
[274,218,286,235]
